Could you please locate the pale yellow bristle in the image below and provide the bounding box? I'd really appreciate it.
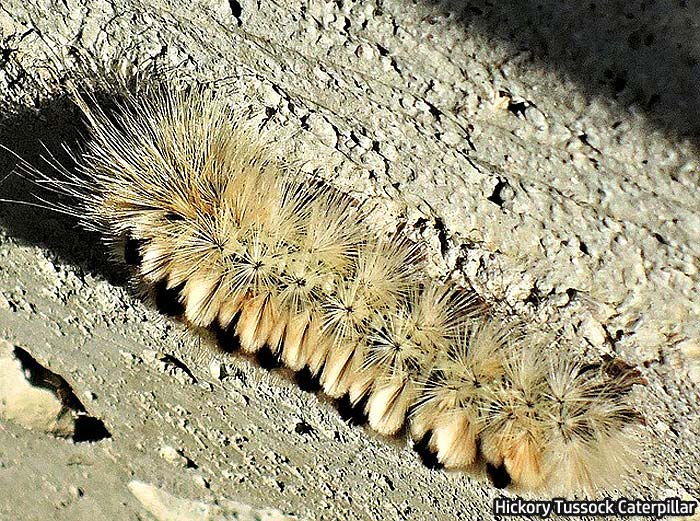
[347,366,376,405]
[235,293,279,353]
[182,270,225,327]
[366,377,416,436]
[320,342,362,398]
[280,312,316,371]
[430,412,478,468]
[139,238,175,283]
[504,436,546,490]
[305,330,331,377]
[217,292,247,330]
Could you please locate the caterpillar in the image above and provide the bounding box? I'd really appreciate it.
[7,81,644,495]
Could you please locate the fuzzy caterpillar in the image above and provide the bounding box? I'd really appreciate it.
[7,83,644,495]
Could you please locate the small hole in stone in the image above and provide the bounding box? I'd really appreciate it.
[506,100,528,118]
[652,232,668,245]
[72,416,111,443]
[294,420,314,435]
[487,179,508,207]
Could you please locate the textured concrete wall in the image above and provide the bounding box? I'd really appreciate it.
[0,0,698,519]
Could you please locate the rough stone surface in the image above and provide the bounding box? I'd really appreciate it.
[0,339,76,436]
[0,0,699,519]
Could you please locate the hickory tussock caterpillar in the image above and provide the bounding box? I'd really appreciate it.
[6,81,644,494]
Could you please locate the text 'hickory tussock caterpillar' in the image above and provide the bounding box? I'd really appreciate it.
[10,82,644,495]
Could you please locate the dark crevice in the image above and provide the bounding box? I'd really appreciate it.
[506,100,528,118]
[158,353,198,384]
[72,416,112,443]
[12,346,111,442]
[184,453,199,469]
[524,286,543,306]
[294,419,314,435]
[487,179,508,207]
[578,133,602,154]
[376,43,390,57]
[434,217,450,257]
[652,232,668,245]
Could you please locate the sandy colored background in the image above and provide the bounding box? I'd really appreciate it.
[0,0,699,519]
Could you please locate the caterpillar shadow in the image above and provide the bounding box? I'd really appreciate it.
[0,94,123,284]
